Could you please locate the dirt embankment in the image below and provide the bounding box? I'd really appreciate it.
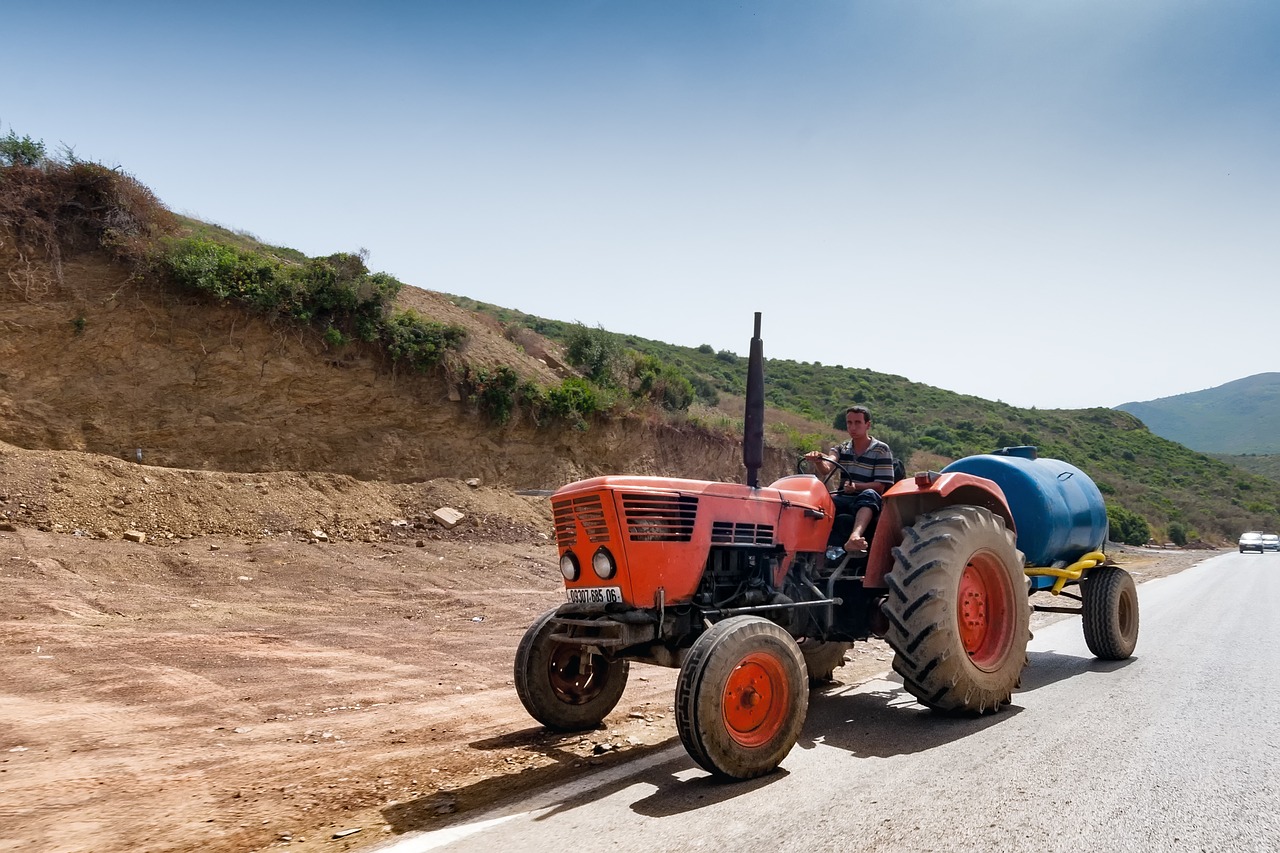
[0,236,790,490]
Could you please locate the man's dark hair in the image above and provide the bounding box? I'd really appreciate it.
[845,405,872,424]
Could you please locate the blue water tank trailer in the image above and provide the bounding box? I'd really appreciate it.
[943,447,1109,588]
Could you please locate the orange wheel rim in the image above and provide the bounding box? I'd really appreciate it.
[957,550,1014,670]
[721,652,789,747]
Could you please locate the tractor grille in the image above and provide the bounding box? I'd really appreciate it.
[622,493,698,542]
[551,495,610,548]
[710,521,775,546]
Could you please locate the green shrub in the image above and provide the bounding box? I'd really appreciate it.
[1107,502,1150,546]
[161,237,464,371]
[1167,520,1188,546]
[471,366,520,425]
[690,374,720,406]
[546,377,602,427]
[165,237,278,305]
[382,309,467,371]
[565,323,624,385]
[629,353,695,411]
[0,128,46,167]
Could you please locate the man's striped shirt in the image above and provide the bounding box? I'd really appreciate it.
[833,437,895,486]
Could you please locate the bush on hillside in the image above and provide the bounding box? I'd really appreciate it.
[543,377,605,428]
[565,323,624,385]
[629,353,695,411]
[469,366,521,425]
[690,374,720,406]
[1107,502,1151,546]
[0,129,45,167]
[162,237,467,370]
[382,309,467,371]
[462,372,604,430]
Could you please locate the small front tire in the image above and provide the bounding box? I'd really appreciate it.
[514,608,629,731]
[675,616,808,780]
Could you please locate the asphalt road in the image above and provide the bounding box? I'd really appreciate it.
[378,552,1280,853]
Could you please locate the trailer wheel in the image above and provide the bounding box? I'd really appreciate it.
[514,608,629,731]
[798,640,851,686]
[676,616,808,780]
[1082,566,1139,660]
[881,506,1029,714]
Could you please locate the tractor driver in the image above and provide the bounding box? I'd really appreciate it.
[804,405,896,554]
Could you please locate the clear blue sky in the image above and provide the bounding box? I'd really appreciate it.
[7,1,1278,409]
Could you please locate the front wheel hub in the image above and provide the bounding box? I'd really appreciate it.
[721,652,789,747]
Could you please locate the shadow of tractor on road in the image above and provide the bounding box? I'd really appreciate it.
[628,675,1021,819]
[1017,649,1138,693]
[383,656,1114,833]
[381,722,682,834]
[791,674,1022,760]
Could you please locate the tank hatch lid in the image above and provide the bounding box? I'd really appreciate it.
[991,445,1038,459]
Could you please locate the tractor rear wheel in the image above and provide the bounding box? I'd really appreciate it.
[881,506,1029,714]
[675,616,808,780]
[514,608,629,731]
[1082,566,1139,660]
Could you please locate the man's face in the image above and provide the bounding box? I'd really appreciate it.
[846,411,870,441]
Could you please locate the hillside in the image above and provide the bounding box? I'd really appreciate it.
[0,219,792,488]
[455,302,1280,544]
[1212,452,1280,484]
[1117,373,1280,455]
[3,151,1280,544]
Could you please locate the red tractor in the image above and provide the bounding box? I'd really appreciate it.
[515,315,1139,779]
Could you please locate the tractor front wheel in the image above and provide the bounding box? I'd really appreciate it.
[881,506,1029,714]
[676,616,808,780]
[514,608,629,731]
[1082,566,1139,660]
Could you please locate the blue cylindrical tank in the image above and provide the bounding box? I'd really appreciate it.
[942,446,1108,568]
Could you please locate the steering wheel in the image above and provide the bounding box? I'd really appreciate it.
[796,454,853,491]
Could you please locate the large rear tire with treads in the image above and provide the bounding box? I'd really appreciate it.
[881,506,1029,714]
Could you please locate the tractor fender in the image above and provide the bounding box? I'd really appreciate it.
[863,472,1016,589]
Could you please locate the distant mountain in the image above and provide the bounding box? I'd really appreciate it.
[1117,373,1280,454]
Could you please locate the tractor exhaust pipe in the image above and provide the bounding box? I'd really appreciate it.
[744,312,765,489]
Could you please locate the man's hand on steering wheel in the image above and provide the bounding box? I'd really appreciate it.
[797,453,852,491]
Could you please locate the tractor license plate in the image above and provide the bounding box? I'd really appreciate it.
[566,586,623,605]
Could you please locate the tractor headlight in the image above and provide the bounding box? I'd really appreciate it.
[559,552,580,582]
[591,547,616,580]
